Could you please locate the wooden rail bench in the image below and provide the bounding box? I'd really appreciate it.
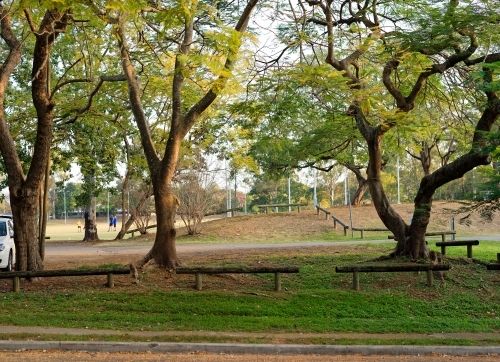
[126,224,157,238]
[258,203,308,214]
[388,231,456,243]
[331,215,349,236]
[352,227,389,239]
[176,266,300,291]
[436,240,479,258]
[488,252,500,269]
[0,267,131,292]
[315,206,331,220]
[335,264,450,291]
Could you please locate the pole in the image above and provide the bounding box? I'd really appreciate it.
[107,191,109,222]
[344,167,348,205]
[347,171,354,237]
[313,169,317,207]
[64,189,66,225]
[288,176,291,211]
[225,159,231,217]
[234,173,237,214]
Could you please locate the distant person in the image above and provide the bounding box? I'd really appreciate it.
[112,215,117,231]
[108,215,113,232]
[77,220,81,233]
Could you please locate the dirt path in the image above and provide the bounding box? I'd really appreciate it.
[1,350,499,361]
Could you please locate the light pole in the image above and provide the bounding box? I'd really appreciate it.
[288,175,291,211]
[107,191,109,222]
[63,189,66,225]
[313,168,317,207]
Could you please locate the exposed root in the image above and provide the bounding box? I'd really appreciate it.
[242,292,273,298]
[129,263,139,284]
[366,254,394,262]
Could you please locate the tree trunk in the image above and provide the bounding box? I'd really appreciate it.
[9,190,43,271]
[83,208,99,242]
[351,179,369,206]
[115,187,153,240]
[136,185,180,269]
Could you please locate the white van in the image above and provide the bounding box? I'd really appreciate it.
[0,216,15,271]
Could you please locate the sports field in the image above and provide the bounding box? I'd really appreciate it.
[45,217,157,241]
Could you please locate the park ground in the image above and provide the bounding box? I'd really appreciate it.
[1,201,500,361]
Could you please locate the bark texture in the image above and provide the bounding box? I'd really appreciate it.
[0,9,69,271]
[110,2,259,269]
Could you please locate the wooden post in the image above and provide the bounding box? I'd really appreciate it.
[344,226,347,236]
[467,245,473,258]
[353,271,359,291]
[360,230,364,239]
[497,253,500,263]
[131,231,135,238]
[274,272,281,292]
[12,276,20,292]
[265,207,268,214]
[440,245,446,255]
[441,234,446,243]
[195,272,202,290]
[426,270,433,287]
[333,219,337,229]
[297,205,301,213]
[107,273,114,288]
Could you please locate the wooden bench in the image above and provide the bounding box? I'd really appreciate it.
[388,231,456,243]
[0,267,131,292]
[336,264,450,291]
[352,227,389,239]
[436,240,479,258]
[331,215,349,236]
[204,207,241,217]
[315,206,331,220]
[257,203,308,214]
[126,224,157,238]
[176,266,300,292]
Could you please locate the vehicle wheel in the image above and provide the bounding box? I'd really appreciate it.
[4,251,12,272]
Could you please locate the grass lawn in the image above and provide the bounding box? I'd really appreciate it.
[0,242,499,345]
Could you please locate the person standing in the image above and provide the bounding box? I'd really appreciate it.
[77,220,82,233]
[108,215,113,232]
[112,215,117,231]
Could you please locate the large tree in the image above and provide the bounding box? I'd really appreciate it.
[0,6,75,271]
[87,0,260,268]
[262,0,500,258]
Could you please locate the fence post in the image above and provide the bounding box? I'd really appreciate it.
[426,270,433,287]
[274,272,281,292]
[450,216,455,240]
[195,273,202,290]
[107,273,114,288]
[353,271,359,291]
[12,276,20,292]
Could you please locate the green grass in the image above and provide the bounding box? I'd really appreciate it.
[1,244,499,344]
